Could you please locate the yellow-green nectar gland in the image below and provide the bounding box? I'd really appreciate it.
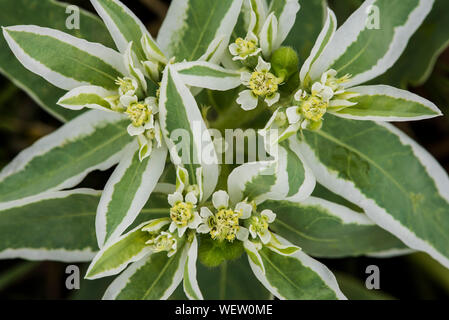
[115,77,135,94]
[146,233,176,253]
[249,70,279,97]
[170,202,194,227]
[250,215,269,234]
[301,96,328,122]
[234,38,258,58]
[208,209,241,242]
[126,102,152,127]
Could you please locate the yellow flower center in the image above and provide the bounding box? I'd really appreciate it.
[234,37,258,58]
[115,77,135,95]
[208,209,241,242]
[251,215,269,234]
[147,233,176,253]
[170,202,194,227]
[126,102,152,127]
[301,96,328,122]
[249,70,279,97]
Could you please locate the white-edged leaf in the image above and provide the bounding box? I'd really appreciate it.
[0,189,101,262]
[96,142,167,248]
[331,84,442,121]
[309,0,434,87]
[157,0,243,62]
[103,238,188,299]
[2,25,126,90]
[300,7,337,83]
[248,235,347,300]
[297,114,449,269]
[268,0,300,48]
[90,0,155,61]
[86,221,153,279]
[0,110,132,205]
[227,160,278,205]
[260,13,278,58]
[280,137,316,202]
[262,197,407,258]
[158,65,218,200]
[57,85,116,111]
[183,236,203,300]
[174,61,241,91]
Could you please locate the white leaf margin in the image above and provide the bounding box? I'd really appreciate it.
[96,142,168,248]
[0,110,130,207]
[247,235,347,300]
[2,25,127,90]
[297,123,449,269]
[0,188,101,262]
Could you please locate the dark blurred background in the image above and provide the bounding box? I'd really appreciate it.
[0,0,449,300]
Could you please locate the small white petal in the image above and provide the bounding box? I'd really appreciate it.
[235,202,252,219]
[120,94,137,107]
[212,190,229,209]
[247,31,258,42]
[145,96,158,110]
[127,124,145,136]
[265,92,280,106]
[189,211,202,229]
[197,224,211,234]
[321,86,335,101]
[240,72,252,85]
[168,192,183,206]
[261,209,276,223]
[286,106,301,124]
[237,90,258,111]
[259,230,271,244]
[200,207,213,219]
[185,191,198,205]
[169,222,176,233]
[237,227,249,241]
[294,89,303,101]
[311,82,324,95]
[255,56,271,72]
[229,43,239,56]
[178,226,187,237]
[249,225,257,238]
[249,48,262,57]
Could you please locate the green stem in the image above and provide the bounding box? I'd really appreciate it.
[219,261,228,300]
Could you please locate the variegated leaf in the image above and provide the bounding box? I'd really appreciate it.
[96,142,167,247]
[298,114,449,268]
[3,25,126,90]
[86,221,154,279]
[300,7,337,84]
[0,0,116,121]
[247,236,347,300]
[262,197,408,258]
[103,238,188,299]
[158,65,218,200]
[0,110,132,204]
[183,236,203,300]
[174,61,241,91]
[157,0,243,62]
[332,85,442,121]
[57,85,116,111]
[227,138,315,204]
[0,189,100,262]
[90,0,157,61]
[267,0,300,48]
[309,0,434,87]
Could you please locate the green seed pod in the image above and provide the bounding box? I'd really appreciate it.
[271,46,299,81]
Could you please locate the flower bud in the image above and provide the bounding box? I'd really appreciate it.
[270,46,299,81]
